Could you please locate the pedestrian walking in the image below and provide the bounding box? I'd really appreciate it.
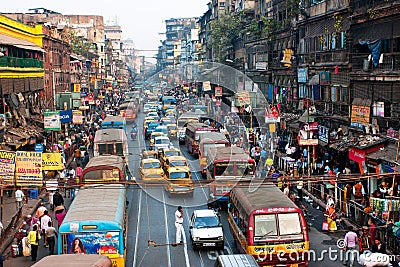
[40,210,52,247]
[53,189,64,208]
[36,202,47,219]
[28,224,41,262]
[175,206,185,244]
[343,226,359,267]
[15,186,25,210]
[45,221,57,255]
[359,226,372,253]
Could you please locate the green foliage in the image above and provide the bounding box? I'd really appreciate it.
[209,13,245,62]
[65,29,95,56]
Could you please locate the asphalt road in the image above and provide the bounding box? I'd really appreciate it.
[123,112,357,267]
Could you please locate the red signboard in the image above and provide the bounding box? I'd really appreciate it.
[348,148,366,163]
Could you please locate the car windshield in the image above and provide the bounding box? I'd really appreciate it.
[169,172,189,179]
[167,125,177,130]
[194,216,219,228]
[143,162,161,169]
[156,138,169,144]
[170,160,186,167]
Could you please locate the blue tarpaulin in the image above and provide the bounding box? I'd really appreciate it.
[359,40,381,67]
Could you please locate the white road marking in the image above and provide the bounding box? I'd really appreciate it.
[162,190,172,267]
[132,190,142,267]
[198,250,205,267]
[181,200,191,267]
[224,245,233,255]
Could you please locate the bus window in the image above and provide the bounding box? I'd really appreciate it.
[254,214,278,241]
[116,143,124,156]
[278,213,303,238]
[99,144,114,155]
[236,162,254,176]
[215,163,234,176]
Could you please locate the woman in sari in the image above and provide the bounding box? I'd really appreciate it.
[326,203,337,232]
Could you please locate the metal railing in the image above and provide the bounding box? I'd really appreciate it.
[0,56,43,68]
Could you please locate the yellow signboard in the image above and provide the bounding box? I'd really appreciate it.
[15,151,42,186]
[351,105,370,124]
[73,84,81,93]
[42,153,63,170]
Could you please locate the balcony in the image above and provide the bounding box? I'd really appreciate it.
[0,56,43,69]
[351,52,400,72]
[299,50,349,66]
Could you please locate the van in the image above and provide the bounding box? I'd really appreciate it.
[214,254,258,267]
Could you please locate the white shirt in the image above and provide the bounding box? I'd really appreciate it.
[175,210,183,224]
[15,190,24,202]
[41,215,52,230]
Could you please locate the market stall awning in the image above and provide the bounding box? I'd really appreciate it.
[366,141,399,164]
[0,33,44,52]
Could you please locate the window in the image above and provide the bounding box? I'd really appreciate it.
[215,163,234,176]
[254,214,278,241]
[278,213,302,238]
[116,143,124,156]
[98,144,114,155]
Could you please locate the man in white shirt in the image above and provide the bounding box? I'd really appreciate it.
[175,206,185,244]
[40,210,52,247]
[15,187,25,210]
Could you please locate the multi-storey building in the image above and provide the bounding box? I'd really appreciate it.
[0,15,44,147]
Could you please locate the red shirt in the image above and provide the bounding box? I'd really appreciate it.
[75,167,83,177]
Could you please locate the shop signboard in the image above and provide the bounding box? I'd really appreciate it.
[237,91,251,105]
[297,68,308,83]
[60,110,73,124]
[34,144,44,152]
[349,147,366,163]
[15,151,42,186]
[318,125,329,144]
[44,111,61,131]
[214,86,222,97]
[73,84,81,93]
[298,122,318,146]
[351,105,370,124]
[0,151,16,185]
[73,110,83,124]
[203,81,211,92]
[42,153,64,171]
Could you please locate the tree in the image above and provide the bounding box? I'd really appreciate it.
[64,29,95,56]
[209,13,244,62]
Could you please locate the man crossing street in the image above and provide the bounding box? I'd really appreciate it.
[175,206,185,244]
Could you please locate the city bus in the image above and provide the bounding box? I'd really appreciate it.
[94,129,129,160]
[32,255,112,267]
[228,184,309,266]
[58,184,127,267]
[80,155,130,184]
[199,132,230,175]
[118,101,137,123]
[206,146,255,202]
[185,122,218,156]
[177,112,200,144]
[102,116,127,131]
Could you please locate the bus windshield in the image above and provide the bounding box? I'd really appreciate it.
[254,213,302,242]
[236,162,255,176]
[215,163,234,176]
[169,172,189,179]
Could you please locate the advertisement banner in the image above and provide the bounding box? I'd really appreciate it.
[349,147,366,163]
[298,122,319,146]
[318,125,329,144]
[72,110,83,124]
[44,111,61,131]
[59,110,73,124]
[67,232,120,256]
[297,68,308,83]
[42,153,63,170]
[237,91,250,106]
[0,151,16,185]
[73,84,81,93]
[15,151,42,186]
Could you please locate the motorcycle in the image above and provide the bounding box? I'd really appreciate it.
[130,127,138,140]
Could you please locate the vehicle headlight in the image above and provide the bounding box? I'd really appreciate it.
[193,237,199,241]
[218,236,223,240]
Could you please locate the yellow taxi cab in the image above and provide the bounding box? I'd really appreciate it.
[163,156,190,173]
[140,158,165,181]
[149,132,167,150]
[165,109,176,118]
[141,150,159,159]
[158,147,182,167]
[164,166,194,195]
[167,124,178,139]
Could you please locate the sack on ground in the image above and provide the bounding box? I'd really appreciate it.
[22,237,31,257]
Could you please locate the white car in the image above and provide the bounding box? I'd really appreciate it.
[153,136,171,151]
[189,209,224,250]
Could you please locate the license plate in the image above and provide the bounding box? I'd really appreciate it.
[203,243,215,247]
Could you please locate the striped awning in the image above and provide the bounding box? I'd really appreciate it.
[0,33,44,52]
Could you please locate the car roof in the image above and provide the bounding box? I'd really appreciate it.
[193,209,217,217]
[142,158,160,163]
[155,136,170,140]
[167,156,187,161]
